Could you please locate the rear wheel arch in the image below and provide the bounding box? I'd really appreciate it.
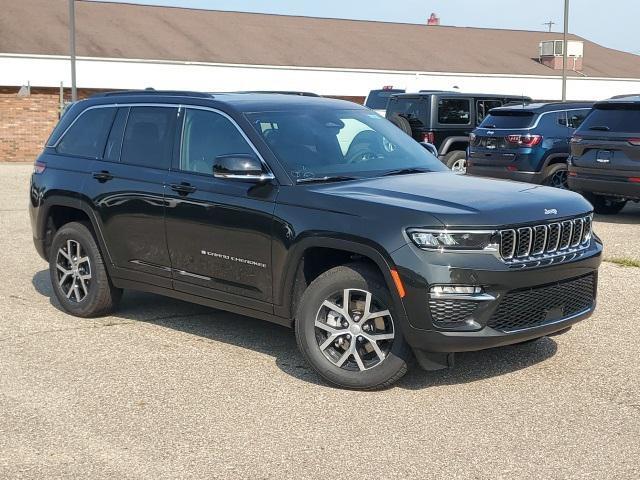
[439,137,469,156]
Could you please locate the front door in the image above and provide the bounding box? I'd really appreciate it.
[164,107,277,311]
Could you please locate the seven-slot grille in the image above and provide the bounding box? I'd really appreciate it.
[498,215,592,262]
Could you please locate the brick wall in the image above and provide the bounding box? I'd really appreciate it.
[0,88,365,163]
[0,87,104,162]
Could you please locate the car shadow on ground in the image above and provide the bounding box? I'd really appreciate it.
[33,269,558,391]
[594,202,640,225]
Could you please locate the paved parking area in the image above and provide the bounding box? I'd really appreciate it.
[1,163,639,479]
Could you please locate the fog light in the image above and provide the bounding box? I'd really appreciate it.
[430,285,483,295]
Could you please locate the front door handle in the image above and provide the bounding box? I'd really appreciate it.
[170,182,197,195]
[92,170,113,182]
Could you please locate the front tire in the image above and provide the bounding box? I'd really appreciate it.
[295,264,410,390]
[49,222,122,317]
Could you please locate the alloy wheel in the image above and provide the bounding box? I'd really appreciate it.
[549,169,568,189]
[451,158,467,174]
[314,288,394,371]
[56,239,92,303]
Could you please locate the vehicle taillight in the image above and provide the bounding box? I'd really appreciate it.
[33,161,46,174]
[422,131,435,144]
[630,177,640,183]
[628,138,640,146]
[505,134,542,147]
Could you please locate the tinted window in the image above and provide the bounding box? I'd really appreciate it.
[104,107,129,162]
[386,97,428,124]
[578,105,640,134]
[438,99,471,124]
[365,90,405,109]
[120,107,177,169]
[567,109,591,129]
[476,100,503,124]
[180,109,254,175]
[480,112,535,129]
[246,108,447,181]
[56,107,116,158]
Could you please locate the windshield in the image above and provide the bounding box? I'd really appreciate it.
[365,90,405,110]
[480,111,535,129]
[246,108,447,182]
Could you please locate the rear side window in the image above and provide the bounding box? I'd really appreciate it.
[567,109,590,129]
[578,105,640,133]
[480,112,535,129]
[438,99,470,125]
[56,107,116,158]
[120,106,178,169]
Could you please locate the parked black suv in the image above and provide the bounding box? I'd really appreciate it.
[30,91,601,389]
[468,102,593,187]
[386,92,530,171]
[568,96,640,214]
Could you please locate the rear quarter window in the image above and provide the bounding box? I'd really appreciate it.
[438,99,471,125]
[577,105,640,134]
[56,107,117,158]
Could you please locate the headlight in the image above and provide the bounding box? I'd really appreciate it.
[408,229,497,251]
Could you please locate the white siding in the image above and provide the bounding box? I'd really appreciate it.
[2,53,640,101]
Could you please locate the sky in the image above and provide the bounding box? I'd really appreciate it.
[88,0,639,55]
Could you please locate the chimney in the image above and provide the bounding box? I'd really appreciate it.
[539,39,584,71]
[427,13,440,26]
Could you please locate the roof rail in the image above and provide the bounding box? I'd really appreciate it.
[91,90,213,98]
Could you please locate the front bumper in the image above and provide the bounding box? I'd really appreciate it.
[390,239,602,354]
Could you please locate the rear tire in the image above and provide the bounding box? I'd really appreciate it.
[542,163,568,189]
[49,222,122,318]
[585,194,627,215]
[444,151,467,173]
[295,263,410,390]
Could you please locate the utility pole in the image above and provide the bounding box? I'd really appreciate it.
[543,20,555,32]
[68,0,77,102]
[561,0,569,102]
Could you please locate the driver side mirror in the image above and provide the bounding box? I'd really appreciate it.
[420,142,439,157]
[213,154,274,182]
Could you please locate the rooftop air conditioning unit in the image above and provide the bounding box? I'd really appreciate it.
[539,40,584,58]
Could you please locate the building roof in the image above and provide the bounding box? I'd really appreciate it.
[2,0,640,79]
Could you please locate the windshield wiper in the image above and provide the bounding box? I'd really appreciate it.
[588,125,610,131]
[383,168,432,177]
[296,175,358,184]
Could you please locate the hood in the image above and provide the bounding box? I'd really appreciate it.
[306,172,592,228]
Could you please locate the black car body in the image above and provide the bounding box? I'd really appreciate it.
[386,91,531,171]
[468,102,593,188]
[568,96,640,214]
[30,91,602,389]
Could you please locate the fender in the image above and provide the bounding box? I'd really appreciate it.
[273,235,409,323]
[38,193,116,273]
[541,152,569,170]
[438,136,470,157]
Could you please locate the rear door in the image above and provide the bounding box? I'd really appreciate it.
[87,105,178,287]
[572,104,640,172]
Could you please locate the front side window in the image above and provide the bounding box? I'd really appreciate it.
[56,107,116,158]
[180,109,255,175]
[476,100,503,124]
[120,106,178,169]
[246,108,448,181]
[438,99,471,125]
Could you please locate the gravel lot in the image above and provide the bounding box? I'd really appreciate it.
[1,163,639,479]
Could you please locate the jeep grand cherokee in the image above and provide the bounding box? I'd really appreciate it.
[30,91,602,390]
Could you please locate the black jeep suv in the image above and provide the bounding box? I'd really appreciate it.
[468,102,593,188]
[30,91,602,390]
[386,91,530,171]
[568,96,640,214]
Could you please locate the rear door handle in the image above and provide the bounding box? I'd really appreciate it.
[170,183,197,195]
[92,170,113,182]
